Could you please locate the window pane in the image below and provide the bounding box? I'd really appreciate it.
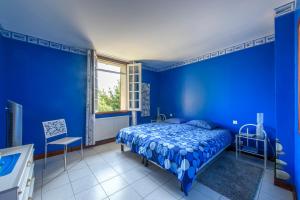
[129,66,133,74]
[97,62,121,112]
[134,92,139,99]
[134,75,139,82]
[129,83,133,91]
[134,83,139,91]
[134,66,139,73]
[129,101,134,109]
[129,75,133,82]
[129,92,133,100]
[135,101,139,109]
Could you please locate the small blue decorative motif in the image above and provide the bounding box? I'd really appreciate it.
[218,49,226,56]
[266,35,275,43]
[0,29,11,38]
[203,54,210,60]
[38,39,50,47]
[50,42,61,49]
[11,32,26,42]
[61,45,70,52]
[27,36,38,44]
[254,38,265,46]
[245,41,254,49]
[234,44,244,51]
[116,123,232,195]
[210,52,219,58]
[225,47,234,54]
[275,2,295,17]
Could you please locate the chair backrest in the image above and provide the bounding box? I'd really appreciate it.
[43,119,67,139]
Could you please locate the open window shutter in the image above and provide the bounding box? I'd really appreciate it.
[127,63,142,111]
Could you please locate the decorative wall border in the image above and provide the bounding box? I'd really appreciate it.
[0,29,87,55]
[142,65,160,72]
[0,2,294,70]
[156,34,275,72]
[144,2,295,72]
[274,1,295,17]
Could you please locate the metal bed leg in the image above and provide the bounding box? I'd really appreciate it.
[142,157,145,164]
[180,184,188,196]
[121,144,124,152]
[81,138,84,160]
[264,138,267,169]
[44,143,47,169]
[64,145,67,171]
[144,159,149,167]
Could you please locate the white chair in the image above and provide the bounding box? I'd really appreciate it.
[43,119,83,170]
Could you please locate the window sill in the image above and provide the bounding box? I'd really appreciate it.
[95,110,129,115]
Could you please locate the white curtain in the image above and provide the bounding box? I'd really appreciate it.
[85,49,98,146]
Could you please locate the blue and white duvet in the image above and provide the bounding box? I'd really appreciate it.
[116,123,232,195]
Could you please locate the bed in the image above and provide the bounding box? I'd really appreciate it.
[116,122,232,195]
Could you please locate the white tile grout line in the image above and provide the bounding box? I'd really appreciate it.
[66,166,76,199]
[87,147,178,199]
[39,147,219,200]
[255,171,264,200]
[39,144,279,200]
[84,158,111,199]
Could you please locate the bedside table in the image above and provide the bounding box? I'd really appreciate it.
[235,132,267,169]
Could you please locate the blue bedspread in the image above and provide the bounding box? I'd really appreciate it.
[116,123,232,195]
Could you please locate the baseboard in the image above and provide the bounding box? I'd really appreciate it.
[274,178,294,191]
[34,137,116,160]
[274,178,297,200]
[294,190,298,200]
[95,137,116,145]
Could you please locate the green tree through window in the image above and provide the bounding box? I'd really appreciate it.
[98,80,120,112]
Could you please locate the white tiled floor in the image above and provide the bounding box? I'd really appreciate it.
[33,142,294,200]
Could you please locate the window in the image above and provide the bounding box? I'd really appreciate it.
[127,63,142,111]
[96,58,127,113]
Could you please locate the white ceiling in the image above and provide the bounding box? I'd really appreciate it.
[0,0,290,69]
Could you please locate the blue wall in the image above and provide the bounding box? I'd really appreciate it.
[2,37,87,155]
[0,34,159,154]
[275,12,295,184]
[137,69,159,124]
[0,35,6,148]
[158,43,276,139]
[294,8,300,199]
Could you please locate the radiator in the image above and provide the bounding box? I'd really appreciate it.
[94,115,129,141]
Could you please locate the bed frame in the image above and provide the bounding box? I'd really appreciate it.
[120,143,230,195]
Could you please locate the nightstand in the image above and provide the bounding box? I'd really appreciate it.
[235,128,267,169]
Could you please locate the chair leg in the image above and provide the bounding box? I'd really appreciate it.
[81,139,84,160]
[64,145,67,171]
[44,144,47,169]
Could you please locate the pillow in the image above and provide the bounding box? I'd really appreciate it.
[186,120,217,130]
[164,118,186,124]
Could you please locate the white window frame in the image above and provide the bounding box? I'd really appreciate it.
[96,58,127,113]
[127,63,142,111]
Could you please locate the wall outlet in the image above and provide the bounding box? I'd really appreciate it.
[233,120,238,125]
